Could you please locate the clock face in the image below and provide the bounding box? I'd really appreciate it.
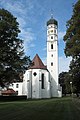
[51,30,53,33]
[48,30,53,35]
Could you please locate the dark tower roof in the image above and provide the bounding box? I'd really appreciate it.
[29,54,47,69]
[47,17,58,26]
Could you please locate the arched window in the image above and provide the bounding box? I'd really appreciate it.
[16,91,18,95]
[51,44,53,49]
[16,84,19,88]
[51,36,53,39]
[41,73,44,89]
[51,54,53,57]
[54,29,56,33]
[51,62,53,66]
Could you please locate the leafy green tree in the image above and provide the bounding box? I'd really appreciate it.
[64,1,80,58]
[0,9,31,86]
[63,1,80,95]
[59,72,70,95]
[59,72,66,95]
[59,71,75,95]
[69,58,80,95]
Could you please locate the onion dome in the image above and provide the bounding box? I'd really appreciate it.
[47,17,58,26]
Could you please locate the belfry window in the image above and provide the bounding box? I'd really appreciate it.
[51,36,53,39]
[41,73,44,89]
[51,54,53,57]
[51,62,53,66]
[51,44,53,49]
[54,29,56,33]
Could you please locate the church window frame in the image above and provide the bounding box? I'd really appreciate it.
[41,73,45,89]
[16,84,19,88]
[51,54,53,57]
[16,91,18,95]
[33,72,37,76]
[51,36,53,39]
[54,29,56,33]
[51,62,53,66]
[51,44,53,49]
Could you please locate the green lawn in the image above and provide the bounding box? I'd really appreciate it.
[0,97,80,120]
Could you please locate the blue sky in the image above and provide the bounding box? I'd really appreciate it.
[0,0,77,73]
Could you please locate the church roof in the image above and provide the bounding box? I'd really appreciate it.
[47,18,58,26]
[29,54,47,69]
[1,89,16,95]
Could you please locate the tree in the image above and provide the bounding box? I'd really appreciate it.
[64,1,80,58]
[59,72,71,95]
[0,9,31,86]
[59,72,67,95]
[63,1,80,95]
[69,58,80,95]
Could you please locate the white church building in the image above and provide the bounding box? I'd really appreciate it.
[9,17,62,98]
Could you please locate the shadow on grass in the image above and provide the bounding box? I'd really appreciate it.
[0,97,80,120]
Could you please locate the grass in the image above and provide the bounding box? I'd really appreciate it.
[0,97,80,120]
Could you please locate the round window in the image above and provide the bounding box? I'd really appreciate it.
[33,72,37,76]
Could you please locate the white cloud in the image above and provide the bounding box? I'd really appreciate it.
[58,31,66,40]
[42,57,47,65]
[0,0,36,55]
[0,1,25,15]
[17,17,27,29]
[42,55,71,74]
[59,56,72,74]
[20,29,34,42]
[43,45,47,51]
[19,29,35,54]
[30,44,35,47]
[0,0,33,16]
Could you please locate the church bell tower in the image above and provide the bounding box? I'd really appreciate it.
[47,16,60,97]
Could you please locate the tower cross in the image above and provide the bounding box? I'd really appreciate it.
[51,9,53,18]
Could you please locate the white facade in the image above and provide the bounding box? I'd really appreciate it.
[9,17,62,98]
[47,20,58,97]
[9,82,23,96]
[23,69,50,99]
[47,18,62,97]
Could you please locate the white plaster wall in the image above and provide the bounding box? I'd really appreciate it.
[31,69,40,99]
[9,82,23,96]
[22,71,27,95]
[39,71,42,98]
[40,69,51,98]
[47,23,60,97]
[23,70,32,98]
[24,68,51,99]
[28,70,32,98]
